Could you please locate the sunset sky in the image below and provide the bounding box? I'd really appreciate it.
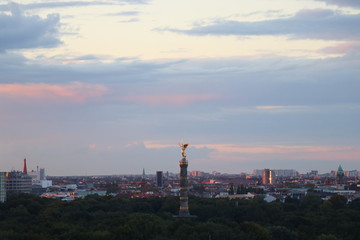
[1,0,359,176]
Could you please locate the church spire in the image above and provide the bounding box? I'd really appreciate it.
[336,165,344,190]
[337,165,344,175]
[142,168,146,179]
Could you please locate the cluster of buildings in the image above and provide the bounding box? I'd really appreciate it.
[0,159,52,202]
[244,165,360,202]
[37,166,359,204]
[1,159,359,204]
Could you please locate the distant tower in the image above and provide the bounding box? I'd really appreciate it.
[179,151,190,216]
[176,143,195,218]
[23,158,28,174]
[140,168,147,193]
[336,165,344,189]
[262,169,274,185]
[142,168,146,180]
[156,171,163,187]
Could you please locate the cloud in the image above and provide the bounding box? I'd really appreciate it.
[205,144,360,164]
[146,142,354,154]
[0,82,108,103]
[120,93,219,106]
[0,3,61,52]
[143,141,360,163]
[255,105,304,112]
[0,1,150,11]
[113,0,150,4]
[320,42,360,54]
[88,143,98,149]
[73,54,100,61]
[118,18,139,23]
[1,52,360,108]
[194,144,353,154]
[0,52,358,174]
[107,11,140,16]
[314,0,360,8]
[0,52,179,85]
[162,9,360,40]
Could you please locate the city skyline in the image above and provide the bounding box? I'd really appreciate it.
[4,158,359,177]
[1,0,360,175]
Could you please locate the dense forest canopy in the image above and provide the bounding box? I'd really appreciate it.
[0,194,359,240]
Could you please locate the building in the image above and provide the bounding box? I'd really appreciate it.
[254,169,297,178]
[156,171,163,187]
[308,170,318,177]
[40,168,46,180]
[0,172,6,203]
[252,169,264,177]
[262,169,274,185]
[28,167,52,189]
[5,171,32,196]
[190,170,202,177]
[345,170,358,179]
[28,170,40,184]
[272,169,298,177]
[336,165,344,190]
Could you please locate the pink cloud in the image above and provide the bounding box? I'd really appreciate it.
[88,143,97,149]
[88,143,114,151]
[193,144,355,155]
[321,42,360,54]
[144,142,352,154]
[144,141,175,149]
[144,141,360,162]
[125,141,144,148]
[0,82,108,103]
[120,93,219,106]
[205,144,360,162]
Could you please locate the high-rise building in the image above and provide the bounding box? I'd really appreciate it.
[0,172,6,203]
[40,168,45,180]
[272,169,298,177]
[6,171,32,196]
[156,171,163,187]
[262,169,274,185]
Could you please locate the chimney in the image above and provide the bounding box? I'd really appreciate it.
[23,158,27,174]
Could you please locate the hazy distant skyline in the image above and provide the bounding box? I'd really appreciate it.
[1,0,359,175]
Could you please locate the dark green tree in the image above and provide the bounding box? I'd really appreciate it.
[268,226,298,240]
[328,194,347,209]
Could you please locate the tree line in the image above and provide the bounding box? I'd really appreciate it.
[0,193,359,240]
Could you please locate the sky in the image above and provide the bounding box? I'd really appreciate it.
[0,0,359,176]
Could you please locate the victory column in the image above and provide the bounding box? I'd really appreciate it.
[176,143,196,218]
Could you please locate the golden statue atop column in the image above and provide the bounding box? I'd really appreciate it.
[179,143,189,158]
